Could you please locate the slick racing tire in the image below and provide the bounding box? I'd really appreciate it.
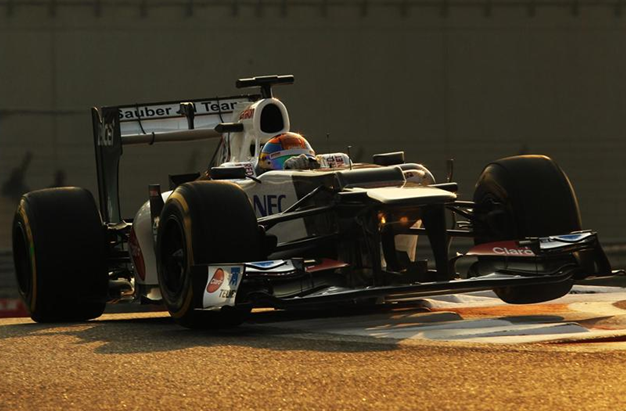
[473,155,580,304]
[12,187,108,322]
[157,181,263,329]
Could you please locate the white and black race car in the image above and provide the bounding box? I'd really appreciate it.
[11,75,623,327]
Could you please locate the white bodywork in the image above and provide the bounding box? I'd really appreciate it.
[131,170,311,287]
[227,98,290,164]
[121,86,446,301]
[129,192,171,287]
[130,166,442,290]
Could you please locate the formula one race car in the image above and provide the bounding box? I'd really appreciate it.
[12,75,623,327]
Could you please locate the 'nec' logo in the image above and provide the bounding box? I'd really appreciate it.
[98,123,115,146]
[253,194,286,217]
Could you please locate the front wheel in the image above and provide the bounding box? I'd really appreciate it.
[157,181,263,329]
[473,155,580,304]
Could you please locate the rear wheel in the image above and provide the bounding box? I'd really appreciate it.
[12,187,108,322]
[473,155,580,304]
[157,181,263,329]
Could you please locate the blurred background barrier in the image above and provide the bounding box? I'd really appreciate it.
[0,250,27,318]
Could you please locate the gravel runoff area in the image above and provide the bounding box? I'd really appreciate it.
[2,312,626,411]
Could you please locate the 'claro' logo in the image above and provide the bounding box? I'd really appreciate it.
[207,268,225,293]
[492,247,534,256]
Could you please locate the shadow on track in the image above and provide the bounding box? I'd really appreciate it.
[0,303,435,355]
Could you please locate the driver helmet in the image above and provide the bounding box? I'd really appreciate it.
[258,132,316,171]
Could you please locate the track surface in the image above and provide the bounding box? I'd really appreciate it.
[3,300,626,411]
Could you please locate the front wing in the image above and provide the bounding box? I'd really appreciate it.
[190,232,623,311]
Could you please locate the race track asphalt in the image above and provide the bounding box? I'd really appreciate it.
[2,308,626,411]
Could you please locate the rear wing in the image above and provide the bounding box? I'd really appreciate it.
[91,94,259,223]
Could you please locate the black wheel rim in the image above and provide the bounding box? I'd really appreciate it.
[160,216,187,298]
[475,193,516,242]
[12,222,32,299]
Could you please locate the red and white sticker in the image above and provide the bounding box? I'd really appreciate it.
[129,228,146,281]
[203,265,243,310]
[466,241,535,257]
[206,268,225,293]
[239,107,255,120]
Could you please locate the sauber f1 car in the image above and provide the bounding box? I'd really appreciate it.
[12,75,623,327]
